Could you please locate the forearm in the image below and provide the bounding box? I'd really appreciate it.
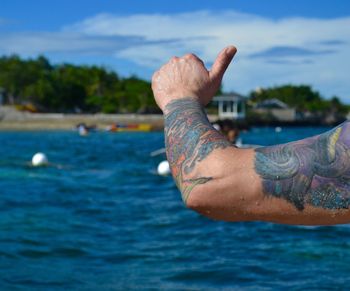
[163,97,234,204]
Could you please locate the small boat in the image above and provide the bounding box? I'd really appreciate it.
[106,123,152,132]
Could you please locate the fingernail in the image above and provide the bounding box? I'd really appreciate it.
[226,46,237,55]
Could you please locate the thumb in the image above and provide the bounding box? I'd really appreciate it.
[209,46,237,83]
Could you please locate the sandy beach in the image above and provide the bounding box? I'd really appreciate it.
[0,106,166,131]
[0,106,220,131]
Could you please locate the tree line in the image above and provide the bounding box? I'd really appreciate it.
[0,55,158,113]
[249,85,348,114]
[247,85,349,125]
[0,55,348,117]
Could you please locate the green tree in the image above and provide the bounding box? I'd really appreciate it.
[250,84,346,113]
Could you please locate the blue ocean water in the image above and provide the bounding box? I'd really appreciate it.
[1,126,350,290]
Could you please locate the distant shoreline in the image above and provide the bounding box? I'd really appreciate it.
[0,115,338,131]
[0,106,340,131]
[0,106,229,131]
[0,112,167,131]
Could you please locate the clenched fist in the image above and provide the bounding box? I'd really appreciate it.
[151,46,237,111]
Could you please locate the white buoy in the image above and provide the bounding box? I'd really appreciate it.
[32,152,48,167]
[275,126,282,133]
[157,160,170,175]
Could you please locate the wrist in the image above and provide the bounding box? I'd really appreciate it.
[162,96,201,114]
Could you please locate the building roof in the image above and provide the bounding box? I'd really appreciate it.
[255,98,289,109]
[213,92,247,102]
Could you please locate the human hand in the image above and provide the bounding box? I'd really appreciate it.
[151,46,237,111]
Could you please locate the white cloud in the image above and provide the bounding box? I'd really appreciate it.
[67,11,350,100]
[0,32,151,55]
[1,10,350,100]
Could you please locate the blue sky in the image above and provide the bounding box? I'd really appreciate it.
[1,0,350,101]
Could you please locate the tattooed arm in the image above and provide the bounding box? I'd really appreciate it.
[164,97,232,203]
[163,96,260,220]
[152,46,350,225]
[253,122,350,224]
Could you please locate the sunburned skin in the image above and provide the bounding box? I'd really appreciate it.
[164,97,232,203]
[255,122,350,210]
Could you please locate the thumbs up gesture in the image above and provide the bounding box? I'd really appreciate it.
[152,46,237,111]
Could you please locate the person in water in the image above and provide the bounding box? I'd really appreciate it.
[217,119,240,144]
[151,45,350,225]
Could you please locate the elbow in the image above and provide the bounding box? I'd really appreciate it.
[185,188,219,219]
[182,178,260,222]
[182,183,214,212]
[184,188,205,210]
[184,188,237,221]
[181,183,232,221]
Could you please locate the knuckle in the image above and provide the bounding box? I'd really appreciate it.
[170,56,179,62]
[184,53,196,59]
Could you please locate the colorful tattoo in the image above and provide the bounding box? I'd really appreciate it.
[164,97,232,203]
[255,122,350,210]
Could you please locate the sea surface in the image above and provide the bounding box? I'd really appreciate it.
[1,126,350,290]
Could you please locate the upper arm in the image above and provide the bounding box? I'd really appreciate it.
[187,122,350,225]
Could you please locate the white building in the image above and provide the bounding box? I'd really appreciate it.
[254,98,296,122]
[213,93,246,120]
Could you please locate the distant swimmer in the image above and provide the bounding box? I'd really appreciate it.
[78,126,89,136]
[152,46,350,225]
[75,123,97,136]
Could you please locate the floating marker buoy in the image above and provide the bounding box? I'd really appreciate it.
[157,160,170,175]
[275,126,282,133]
[32,152,48,167]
